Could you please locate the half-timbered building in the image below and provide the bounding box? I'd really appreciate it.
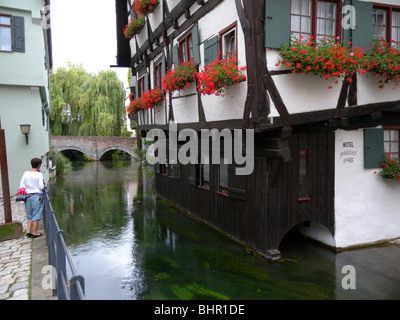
[115,0,400,260]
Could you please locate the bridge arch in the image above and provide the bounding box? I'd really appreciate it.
[98,146,136,161]
[50,136,137,161]
[56,146,91,160]
[278,220,336,251]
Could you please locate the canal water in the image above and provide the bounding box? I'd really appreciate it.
[48,160,400,300]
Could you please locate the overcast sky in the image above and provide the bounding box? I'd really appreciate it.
[50,0,129,89]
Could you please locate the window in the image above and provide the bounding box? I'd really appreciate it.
[219,160,229,194]
[373,9,387,41]
[138,76,145,97]
[179,33,193,63]
[199,155,210,189]
[316,1,337,42]
[290,0,339,41]
[392,11,400,49]
[154,62,162,89]
[220,22,237,58]
[384,128,399,159]
[372,5,400,49]
[0,15,12,52]
[298,148,309,200]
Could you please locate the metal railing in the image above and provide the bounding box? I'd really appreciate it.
[43,188,86,300]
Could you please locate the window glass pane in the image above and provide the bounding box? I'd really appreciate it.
[0,16,11,25]
[291,0,301,15]
[301,0,311,16]
[373,9,387,40]
[393,12,400,26]
[0,27,11,51]
[326,3,336,19]
[393,130,399,141]
[392,12,400,49]
[301,17,311,33]
[317,2,326,18]
[222,29,236,58]
[317,19,325,35]
[326,20,335,36]
[384,142,391,153]
[181,42,187,62]
[316,1,337,39]
[392,142,399,154]
[291,15,301,32]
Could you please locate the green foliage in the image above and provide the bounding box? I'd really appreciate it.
[55,153,72,176]
[376,153,400,182]
[50,64,126,137]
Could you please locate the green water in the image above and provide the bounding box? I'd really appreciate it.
[48,161,400,300]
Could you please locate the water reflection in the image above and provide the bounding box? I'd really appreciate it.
[49,161,400,300]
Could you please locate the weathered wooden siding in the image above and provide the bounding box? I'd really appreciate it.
[266,131,335,249]
[155,131,335,257]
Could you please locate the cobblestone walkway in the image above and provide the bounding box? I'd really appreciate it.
[0,194,31,300]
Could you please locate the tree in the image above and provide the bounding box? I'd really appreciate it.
[50,64,126,136]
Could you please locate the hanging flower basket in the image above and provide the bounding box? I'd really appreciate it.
[197,53,247,96]
[375,153,400,182]
[123,16,145,40]
[127,87,164,116]
[277,35,366,87]
[134,0,160,16]
[162,60,197,94]
[364,39,400,89]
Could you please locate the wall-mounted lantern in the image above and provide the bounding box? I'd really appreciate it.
[20,124,31,145]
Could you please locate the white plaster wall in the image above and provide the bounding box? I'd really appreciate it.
[147,2,163,28]
[357,74,400,105]
[270,73,343,117]
[172,84,199,123]
[334,129,400,248]
[201,81,247,122]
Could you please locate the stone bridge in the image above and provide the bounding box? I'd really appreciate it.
[50,136,137,161]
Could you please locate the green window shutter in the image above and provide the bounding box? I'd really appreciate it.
[203,36,219,66]
[351,0,373,50]
[173,44,180,68]
[135,78,139,99]
[192,23,201,66]
[364,128,384,169]
[161,55,167,78]
[265,0,290,49]
[12,16,25,52]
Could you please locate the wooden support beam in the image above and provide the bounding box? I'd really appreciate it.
[0,119,12,223]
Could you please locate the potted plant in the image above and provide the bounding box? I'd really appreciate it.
[127,87,164,116]
[277,35,366,86]
[123,15,145,40]
[134,0,160,15]
[162,60,197,94]
[375,153,400,182]
[197,53,247,96]
[364,38,400,89]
